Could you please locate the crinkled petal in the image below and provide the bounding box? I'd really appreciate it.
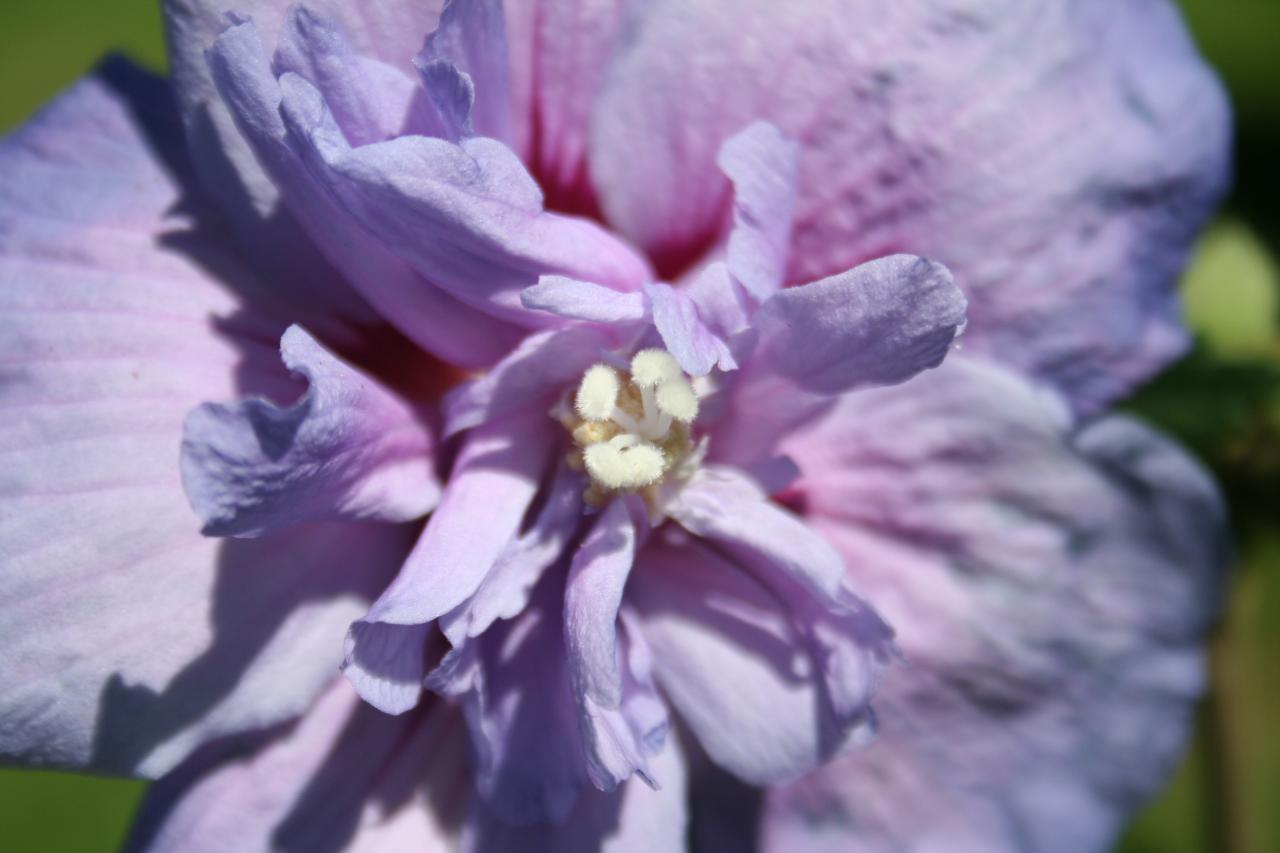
[429,586,587,825]
[341,622,435,716]
[0,62,413,776]
[273,4,442,145]
[751,254,966,395]
[762,355,1228,851]
[590,0,1229,411]
[708,254,964,464]
[417,0,513,143]
[204,12,650,329]
[442,464,586,643]
[286,126,651,324]
[163,0,442,302]
[208,17,521,367]
[646,281,736,376]
[181,325,439,538]
[363,411,551,626]
[563,500,668,792]
[669,466,844,602]
[523,275,648,325]
[128,679,467,852]
[628,537,881,786]
[719,121,799,301]
[430,576,668,824]
[463,724,687,853]
[443,325,612,437]
[565,499,639,709]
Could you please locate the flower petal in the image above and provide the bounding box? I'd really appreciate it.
[646,281,737,376]
[129,679,466,852]
[752,254,966,395]
[431,576,668,824]
[284,121,651,324]
[0,62,413,776]
[762,355,1228,851]
[163,0,442,301]
[590,0,1229,410]
[273,4,442,145]
[417,0,513,143]
[463,730,688,853]
[629,537,881,785]
[366,412,552,625]
[565,499,639,709]
[523,275,649,325]
[341,622,435,717]
[443,325,612,437]
[429,591,586,824]
[181,325,439,538]
[441,463,586,642]
[504,0,633,209]
[669,466,844,602]
[719,121,799,302]
[207,16,522,367]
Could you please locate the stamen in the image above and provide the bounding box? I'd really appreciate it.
[583,437,666,489]
[630,349,681,388]
[576,364,619,421]
[563,347,705,505]
[655,377,698,422]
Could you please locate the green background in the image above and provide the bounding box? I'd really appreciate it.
[1,1,1277,850]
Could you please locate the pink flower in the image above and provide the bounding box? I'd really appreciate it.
[0,1,1229,850]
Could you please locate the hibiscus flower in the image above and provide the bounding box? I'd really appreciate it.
[0,1,1229,850]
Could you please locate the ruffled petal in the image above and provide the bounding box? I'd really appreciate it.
[463,732,688,853]
[181,325,439,537]
[762,355,1228,851]
[708,254,965,464]
[751,254,966,395]
[358,412,552,625]
[563,500,668,791]
[441,464,586,642]
[565,499,639,709]
[719,121,799,302]
[128,679,467,852]
[0,63,413,776]
[589,0,1229,411]
[428,585,586,825]
[273,5,442,145]
[628,537,882,786]
[646,281,737,376]
[417,0,513,143]
[443,325,612,437]
[669,466,844,601]
[163,0,442,304]
[206,14,651,330]
[523,275,648,325]
[207,15,522,367]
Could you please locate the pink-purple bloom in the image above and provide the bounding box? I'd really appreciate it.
[0,0,1230,851]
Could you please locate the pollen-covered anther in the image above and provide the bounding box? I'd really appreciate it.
[561,347,705,503]
[630,349,681,388]
[575,364,619,421]
[583,436,666,489]
[655,377,698,422]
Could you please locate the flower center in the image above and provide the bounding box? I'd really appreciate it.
[560,349,705,508]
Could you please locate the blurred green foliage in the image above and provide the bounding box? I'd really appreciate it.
[0,1,1277,851]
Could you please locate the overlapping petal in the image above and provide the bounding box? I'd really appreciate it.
[590,0,1230,411]
[181,325,439,537]
[629,538,881,786]
[0,61,413,777]
[761,355,1228,851]
[127,679,466,852]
